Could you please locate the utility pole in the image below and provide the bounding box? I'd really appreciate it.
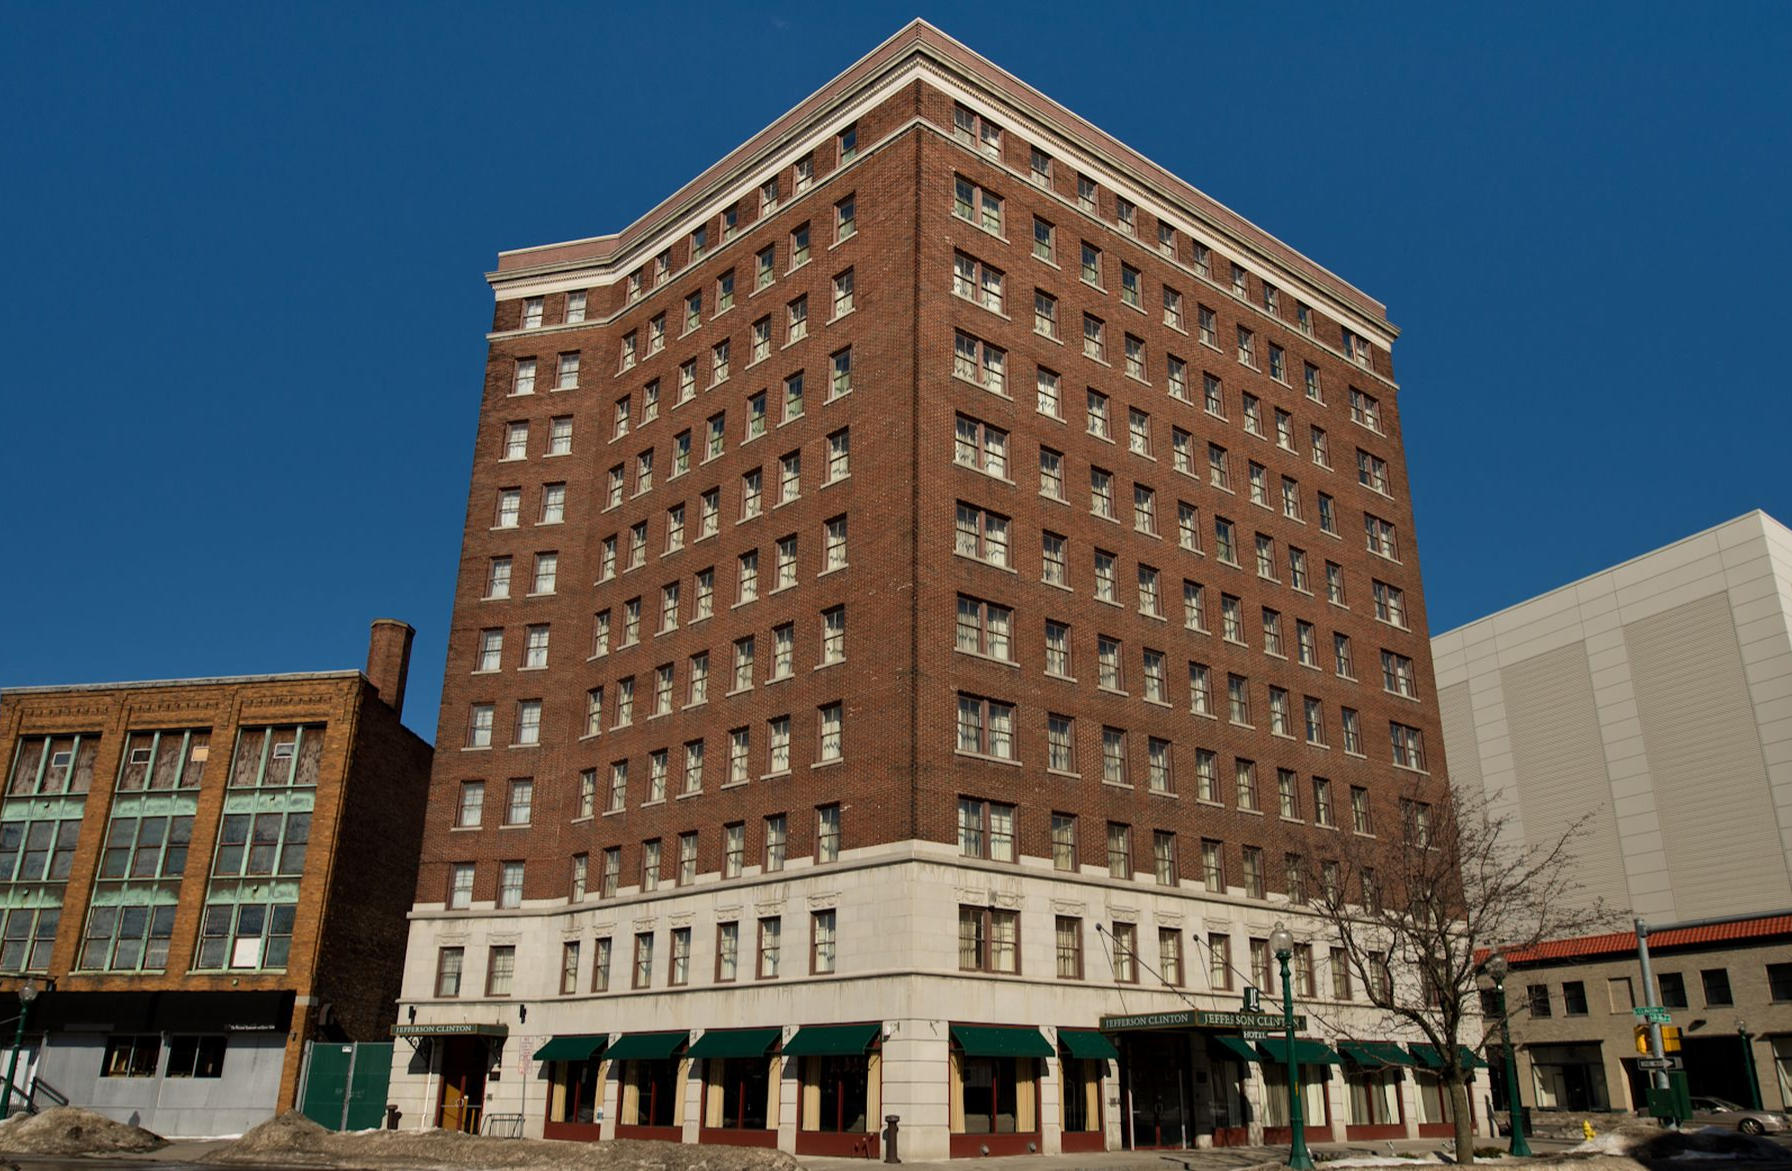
[1634,919,1669,1097]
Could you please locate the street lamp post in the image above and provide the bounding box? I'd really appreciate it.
[1737,1019,1762,1111]
[1,980,40,1121]
[1483,954,1532,1157]
[1269,923,1315,1171]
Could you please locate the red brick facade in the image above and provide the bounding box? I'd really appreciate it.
[424,49,1444,938]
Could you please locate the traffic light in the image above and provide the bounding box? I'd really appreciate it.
[1636,1026,1650,1054]
[1634,1024,1683,1053]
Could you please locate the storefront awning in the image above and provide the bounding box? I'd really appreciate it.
[687,1027,782,1059]
[603,1031,687,1061]
[782,1023,880,1057]
[951,1025,1054,1059]
[1257,1038,1341,1065]
[1212,1035,1264,1064]
[1408,1043,1488,1069]
[1339,1041,1420,1068]
[1059,1029,1118,1060]
[532,1034,607,1061]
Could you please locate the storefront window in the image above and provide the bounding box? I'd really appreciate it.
[954,1056,1036,1134]
[1416,1071,1454,1124]
[1061,1058,1101,1132]
[1261,1065,1328,1127]
[1346,1067,1400,1125]
[548,1061,602,1125]
[806,1055,870,1132]
[622,1060,679,1126]
[710,1058,770,1129]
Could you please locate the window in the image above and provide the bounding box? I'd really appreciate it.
[1659,971,1688,1008]
[511,357,537,397]
[1090,468,1114,518]
[957,798,1017,862]
[821,606,846,664]
[1120,264,1141,307]
[958,905,1020,973]
[1093,550,1117,602]
[1032,216,1055,262]
[1296,620,1317,666]
[811,910,837,974]
[954,502,1010,566]
[823,515,848,571]
[1365,514,1399,560]
[1037,446,1065,500]
[728,730,750,784]
[1390,723,1427,771]
[1770,963,1792,1003]
[505,778,533,825]
[641,840,662,891]
[1201,839,1225,892]
[830,347,853,398]
[818,703,843,762]
[1083,313,1105,361]
[1189,663,1213,718]
[1106,822,1132,879]
[1115,196,1137,236]
[1242,847,1265,898]
[1124,334,1146,380]
[1152,830,1177,885]
[1112,922,1138,983]
[683,741,704,794]
[732,637,756,691]
[953,331,1007,394]
[786,295,808,342]
[1373,580,1408,627]
[1096,635,1124,691]
[1080,240,1102,286]
[456,781,484,827]
[1051,813,1078,871]
[790,223,812,269]
[758,917,781,978]
[467,704,494,748]
[952,103,1002,155]
[435,948,464,997]
[1101,727,1128,784]
[1042,531,1067,585]
[1236,326,1255,367]
[1702,968,1734,1006]
[607,762,628,812]
[1304,697,1326,745]
[1047,714,1075,773]
[1055,917,1083,979]
[1197,304,1217,347]
[837,122,858,162]
[1526,984,1552,1018]
[952,175,1003,233]
[590,937,611,993]
[956,695,1015,759]
[955,415,1010,478]
[1351,786,1372,834]
[1167,354,1188,400]
[832,268,854,317]
[1033,292,1059,345]
[633,933,655,989]
[1358,449,1391,494]
[1381,651,1417,698]
[1221,595,1245,644]
[1142,649,1167,701]
[954,252,1005,312]
[835,194,856,241]
[1562,980,1589,1016]
[497,861,524,909]
[485,556,511,599]
[956,595,1014,660]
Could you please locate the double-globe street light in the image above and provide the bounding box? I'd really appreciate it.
[1483,953,1532,1157]
[1269,923,1315,1171]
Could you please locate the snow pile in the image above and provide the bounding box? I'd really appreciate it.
[205,1111,801,1170]
[0,1105,166,1155]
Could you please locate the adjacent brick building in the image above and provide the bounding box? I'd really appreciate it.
[393,21,1459,1157]
[0,619,432,1136]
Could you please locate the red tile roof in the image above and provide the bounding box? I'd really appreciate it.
[1486,914,1792,966]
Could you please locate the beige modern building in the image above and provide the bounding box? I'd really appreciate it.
[1432,510,1792,924]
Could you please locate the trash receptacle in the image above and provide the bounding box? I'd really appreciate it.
[385,1104,401,1130]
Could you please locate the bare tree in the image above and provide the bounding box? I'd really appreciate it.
[1305,780,1618,1162]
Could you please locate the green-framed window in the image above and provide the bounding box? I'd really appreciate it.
[80,900,178,972]
[197,899,296,971]
[0,906,58,972]
[116,729,210,792]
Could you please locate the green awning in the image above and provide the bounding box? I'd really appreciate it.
[532,1034,607,1062]
[687,1027,782,1059]
[1409,1044,1488,1069]
[1212,1035,1263,1064]
[1257,1038,1341,1065]
[950,1025,1054,1059]
[1059,1029,1119,1060]
[1339,1041,1419,1068]
[782,1024,880,1057]
[603,1031,687,1061]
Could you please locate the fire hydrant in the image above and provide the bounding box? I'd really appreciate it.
[1582,1119,1597,1141]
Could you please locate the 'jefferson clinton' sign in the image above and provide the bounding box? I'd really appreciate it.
[1098,1009,1306,1032]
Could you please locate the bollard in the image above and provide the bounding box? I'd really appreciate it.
[883,1114,901,1164]
[386,1104,401,1130]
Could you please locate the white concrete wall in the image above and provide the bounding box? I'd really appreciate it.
[36,1032,286,1138]
[1433,511,1792,922]
[388,843,1473,1152]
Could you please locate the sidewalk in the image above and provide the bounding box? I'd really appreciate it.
[797,1136,1555,1171]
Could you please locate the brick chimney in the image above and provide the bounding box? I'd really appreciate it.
[364,619,415,717]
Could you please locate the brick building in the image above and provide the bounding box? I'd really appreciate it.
[0,620,432,1136]
[393,21,1460,1157]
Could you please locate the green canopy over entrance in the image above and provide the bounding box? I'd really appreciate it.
[1409,1043,1488,1069]
[1339,1040,1419,1068]
[687,1027,782,1059]
[1058,1029,1119,1060]
[531,1034,607,1062]
[1212,1035,1263,1064]
[950,1025,1054,1058]
[1257,1038,1341,1065]
[603,1031,687,1061]
[782,1023,880,1057]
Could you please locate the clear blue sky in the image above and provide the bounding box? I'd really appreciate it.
[5,2,1789,740]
